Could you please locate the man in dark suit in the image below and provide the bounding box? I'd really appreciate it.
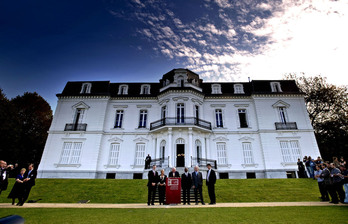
[22,163,37,205]
[0,160,9,195]
[206,163,216,205]
[145,154,152,169]
[181,167,192,205]
[168,167,180,177]
[192,166,205,205]
[147,165,159,205]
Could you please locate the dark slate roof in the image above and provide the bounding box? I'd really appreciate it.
[57,70,301,98]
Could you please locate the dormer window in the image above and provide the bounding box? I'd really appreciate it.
[80,83,92,94]
[118,84,128,95]
[177,76,184,87]
[140,84,151,95]
[271,82,282,92]
[234,84,244,94]
[211,84,222,94]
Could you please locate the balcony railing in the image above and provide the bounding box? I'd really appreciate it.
[64,123,87,131]
[191,157,217,169]
[149,157,169,168]
[275,122,297,130]
[150,117,211,131]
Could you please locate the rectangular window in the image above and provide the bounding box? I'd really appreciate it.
[216,143,227,165]
[278,107,287,123]
[238,109,248,128]
[139,110,147,128]
[195,105,199,119]
[74,109,85,124]
[234,84,244,94]
[161,106,166,119]
[114,110,123,128]
[280,140,301,163]
[109,143,120,165]
[177,103,185,124]
[215,109,223,127]
[242,142,254,164]
[135,143,146,165]
[60,142,82,164]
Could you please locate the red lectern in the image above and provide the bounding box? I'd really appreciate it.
[165,177,181,204]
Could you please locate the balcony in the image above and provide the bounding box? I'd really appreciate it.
[64,123,87,131]
[191,157,217,169]
[150,117,211,131]
[275,122,297,130]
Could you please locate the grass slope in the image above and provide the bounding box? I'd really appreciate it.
[0,207,347,224]
[0,178,320,204]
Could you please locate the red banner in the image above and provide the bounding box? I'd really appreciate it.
[165,177,181,204]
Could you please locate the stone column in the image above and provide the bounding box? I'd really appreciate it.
[167,128,173,167]
[188,128,193,167]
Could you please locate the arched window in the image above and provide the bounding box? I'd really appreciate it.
[140,84,151,94]
[234,84,244,94]
[270,82,282,92]
[211,84,222,94]
[118,84,128,95]
[195,140,202,159]
[160,140,166,160]
[176,138,185,144]
[80,83,92,94]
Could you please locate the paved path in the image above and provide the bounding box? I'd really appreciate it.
[0,202,347,209]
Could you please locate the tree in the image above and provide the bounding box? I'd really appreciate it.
[0,90,53,166]
[285,74,348,161]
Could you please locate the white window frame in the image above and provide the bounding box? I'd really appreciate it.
[114,110,124,128]
[108,143,120,166]
[211,84,222,94]
[138,110,147,128]
[234,84,244,94]
[278,107,288,123]
[215,109,224,128]
[280,140,301,163]
[140,84,151,95]
[118,84,128,95]
[271,82,282,92]
[238,109,248,128]
[195,140,202,158]
[73,108,85,124]
[59,142,83,165]
[176,103,185,124]
[80,83,92,94]
[160,140,166,160]
[216,143,228,165]
[242,142,254,165]
[135,143,146,166]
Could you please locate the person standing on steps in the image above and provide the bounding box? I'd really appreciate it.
[181,167,192,205]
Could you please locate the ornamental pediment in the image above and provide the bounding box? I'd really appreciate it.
[108,136,124,142]
[72,101,90,109]
[238,136,255,141]
[133,136,149,142]
[272,100,290,108]
[213,136,229,142]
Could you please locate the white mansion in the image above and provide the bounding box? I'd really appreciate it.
[38,69,321,179]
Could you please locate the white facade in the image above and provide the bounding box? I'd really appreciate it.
[38,69,320,179]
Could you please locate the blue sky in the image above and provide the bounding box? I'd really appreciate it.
[1,0,347,112]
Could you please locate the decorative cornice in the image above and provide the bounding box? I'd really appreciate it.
[113,105,128,108]
[272,100,290,108]
[210,104,226,108]
[191,98,203,105]
[238,136,255,141]
[136,105,152,108]
[172,96,189,101]
[234,104,249,107]
[58,96,110,100]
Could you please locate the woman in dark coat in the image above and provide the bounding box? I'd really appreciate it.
[158,169,167,205]
[8,168,26,206]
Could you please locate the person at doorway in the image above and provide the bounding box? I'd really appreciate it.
[145,154,152,169]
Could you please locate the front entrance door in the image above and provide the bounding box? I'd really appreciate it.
[176,144,185,167]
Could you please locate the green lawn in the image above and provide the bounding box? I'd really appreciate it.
[0,207,347,224]
[0,178,321,203]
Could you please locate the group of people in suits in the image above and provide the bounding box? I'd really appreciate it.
[0,161,37,206]
[147,164,216,205]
